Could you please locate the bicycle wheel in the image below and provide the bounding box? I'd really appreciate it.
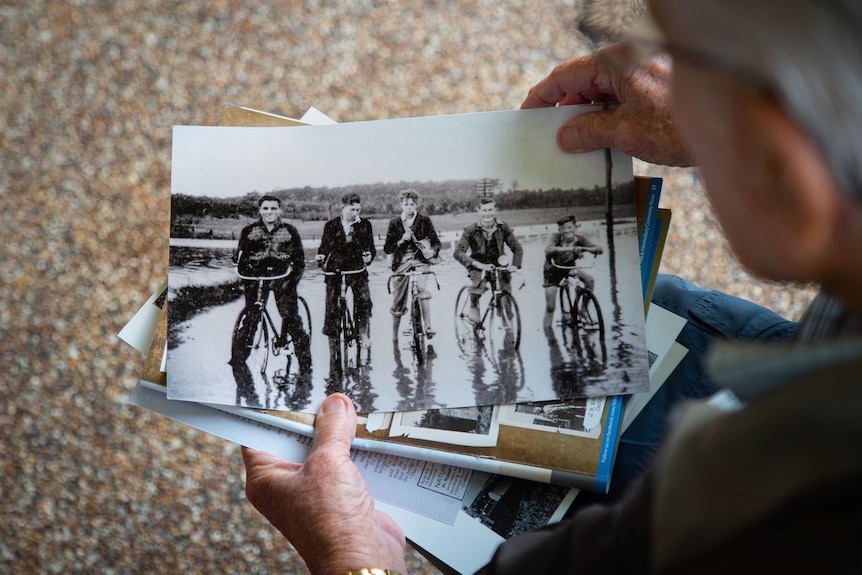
[298,296,312,344]
[341,298,361,371]
[558,283,577,329]
[411,296,425,364]
[574,289,606,359]
[278,295,313,376]
[232,308,267,367]
[453,286,477,349]
[489,292,521,351]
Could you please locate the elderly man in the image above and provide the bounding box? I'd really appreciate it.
[240,1,862,573]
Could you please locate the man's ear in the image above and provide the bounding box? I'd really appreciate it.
[750,97,843,277]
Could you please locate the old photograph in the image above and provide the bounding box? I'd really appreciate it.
[497,397,605,438]
[166,106,650,414]
[388,406,499,447]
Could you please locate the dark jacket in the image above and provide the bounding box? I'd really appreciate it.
[479,340,862,575]
[383,213,441,271]
[317,216,376,272]
[235,219,304,279]
[454,220,523,270]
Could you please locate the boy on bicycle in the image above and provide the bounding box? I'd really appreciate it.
[383,189,441,340]
[233,195,311,374]
[316,193,376,360]
[453,197,523,323]
[542,214,603,329]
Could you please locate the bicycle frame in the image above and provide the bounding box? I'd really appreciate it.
[387,266,440,363]
[233,267,296,373]
[453,261,522,351]
[550,255,606,358]
[322,266,368,371]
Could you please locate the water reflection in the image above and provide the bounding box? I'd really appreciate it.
[392,342,438,411]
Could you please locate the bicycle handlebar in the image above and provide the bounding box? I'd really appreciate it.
[322,267,367,277]
[236,267,293,281]
[550,251,597,270]
[386,268,440,294]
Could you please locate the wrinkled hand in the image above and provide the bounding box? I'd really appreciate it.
[521,43,692,167]
[242,394,407,575]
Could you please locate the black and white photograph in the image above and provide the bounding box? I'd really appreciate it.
[166,106,650,414]
[388,406,499,447]
[497,398,605,438]
[462,474,573,540]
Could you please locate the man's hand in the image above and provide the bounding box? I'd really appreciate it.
[522,43,692,167]
[242,394,407,575]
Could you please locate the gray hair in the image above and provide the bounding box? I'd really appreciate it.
[685,0,862,202]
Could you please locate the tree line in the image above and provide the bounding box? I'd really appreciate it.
[171,179,635,230]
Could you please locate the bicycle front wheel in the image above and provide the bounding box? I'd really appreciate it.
[453,285,478,350]
[232,309,267,368]
[411,296,425,364]
[558,283,576,330]
[574,289,606,359]
[341,301,356,372]
[489,292,521,351]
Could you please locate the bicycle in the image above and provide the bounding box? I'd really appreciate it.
[322,266,369,373]
[231,267,312,376]
[550,253,606,357]
[454,255,522,351]
[387,266,440,365]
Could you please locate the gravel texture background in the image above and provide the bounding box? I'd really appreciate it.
[1,2,815,573]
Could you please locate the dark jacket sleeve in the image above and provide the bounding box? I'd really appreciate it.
[453,225,475,269]
[477,473,653,575]
[359,218,376,261]
[383,217,402,256]
[420,214,441,253]
[289,224,305,280]
[502,223,524,268]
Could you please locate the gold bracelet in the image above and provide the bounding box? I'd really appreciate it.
[337,570,403,575]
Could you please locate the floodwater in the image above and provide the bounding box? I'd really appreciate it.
[166,220,649,414]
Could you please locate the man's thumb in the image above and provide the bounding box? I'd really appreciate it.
[312,393,358,453]
[557,111,616,153]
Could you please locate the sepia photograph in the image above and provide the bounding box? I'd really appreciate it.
[166,106,650,414]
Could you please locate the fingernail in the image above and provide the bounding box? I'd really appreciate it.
[559,127,584,153]
[322,394,346,415]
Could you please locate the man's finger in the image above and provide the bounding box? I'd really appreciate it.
[310,393,358,455]
[557,109,619,153]
[241,446,302,475]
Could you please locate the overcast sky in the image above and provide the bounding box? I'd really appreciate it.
[170,105,632,199]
